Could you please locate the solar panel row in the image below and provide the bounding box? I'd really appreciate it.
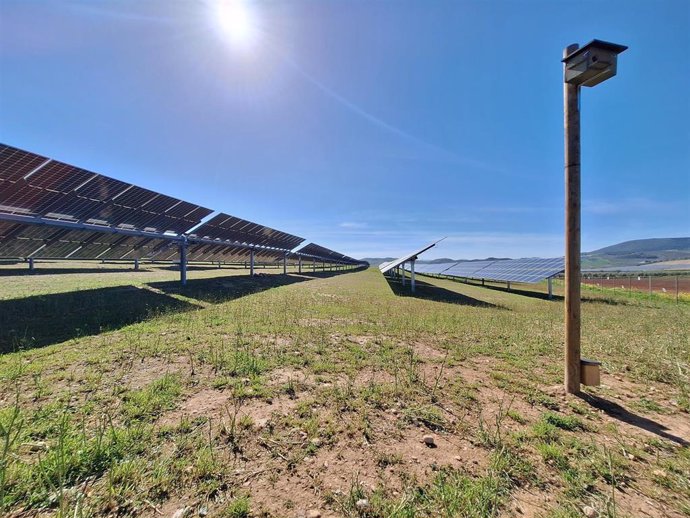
[190,213,304,251]
[294,243,363,265]
[0,144,213,235]
[0,221,170,260]
[378,239,444,274]
[0,144,359,269]
[404,257,565,284]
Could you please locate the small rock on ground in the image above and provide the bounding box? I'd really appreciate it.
[422,434,436,446]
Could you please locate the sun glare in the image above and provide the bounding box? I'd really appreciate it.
[213,0,260,51]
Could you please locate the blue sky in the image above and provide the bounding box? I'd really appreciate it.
[1,0,688,259]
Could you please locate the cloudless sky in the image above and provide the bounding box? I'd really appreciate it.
[1,0,688,259]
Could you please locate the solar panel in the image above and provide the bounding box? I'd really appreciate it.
[406,262,458,274]
[0,144,213,235]
[190,213,304,251]
[0,145,51,182]
[0,222,172,261]
[473,257,565,283]
[412,257,565,284]
[379,238,445,274]
[441,260,497,278]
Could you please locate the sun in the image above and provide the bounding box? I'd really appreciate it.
[212,0,260,51]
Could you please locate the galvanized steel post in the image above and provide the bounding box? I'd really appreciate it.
[410,260,416,293]
[179,239,188,286]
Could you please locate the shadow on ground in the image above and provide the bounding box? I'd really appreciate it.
[1,267,365,353]
[149,273,311,304]
[430,275,561,302]
[578,393,689,447]
[0,267,145,277]
[0,285,199,354]
[150,267,365,304]
[384,276,500,308]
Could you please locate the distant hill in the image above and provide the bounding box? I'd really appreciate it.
[582,237,690,268]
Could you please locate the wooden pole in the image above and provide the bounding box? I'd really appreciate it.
[564,43,581,394]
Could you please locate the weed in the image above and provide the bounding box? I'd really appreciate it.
[221,495,250,518]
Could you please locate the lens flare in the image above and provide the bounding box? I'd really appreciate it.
[213,0,259,51]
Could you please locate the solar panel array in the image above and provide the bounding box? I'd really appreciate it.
[404,257,565,284]
[442,260,496,278]
[294,243,363,265]
[189,213,304,251]
[0,144,212,234]
[411,262,457,274]
[379,239,444,274]
[0,221,170,260]
[0,144,359,268]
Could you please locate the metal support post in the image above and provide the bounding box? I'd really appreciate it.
[134,258,139,271]
[28,257,35,272]
[507,281,511,291]
[410,260,416,293]
[283,254,287,275]
[548,277,553,300]
[250,249,255,276]
[401,262,406,286]
[564,43,581,394]
[298,256,302,274]
[179,240,188,286]
[313,258,316,273]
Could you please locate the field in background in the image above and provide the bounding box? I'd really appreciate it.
[582,274,690,299]
[0,265,688,517]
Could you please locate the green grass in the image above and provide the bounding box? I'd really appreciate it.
[0,263,688,516]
